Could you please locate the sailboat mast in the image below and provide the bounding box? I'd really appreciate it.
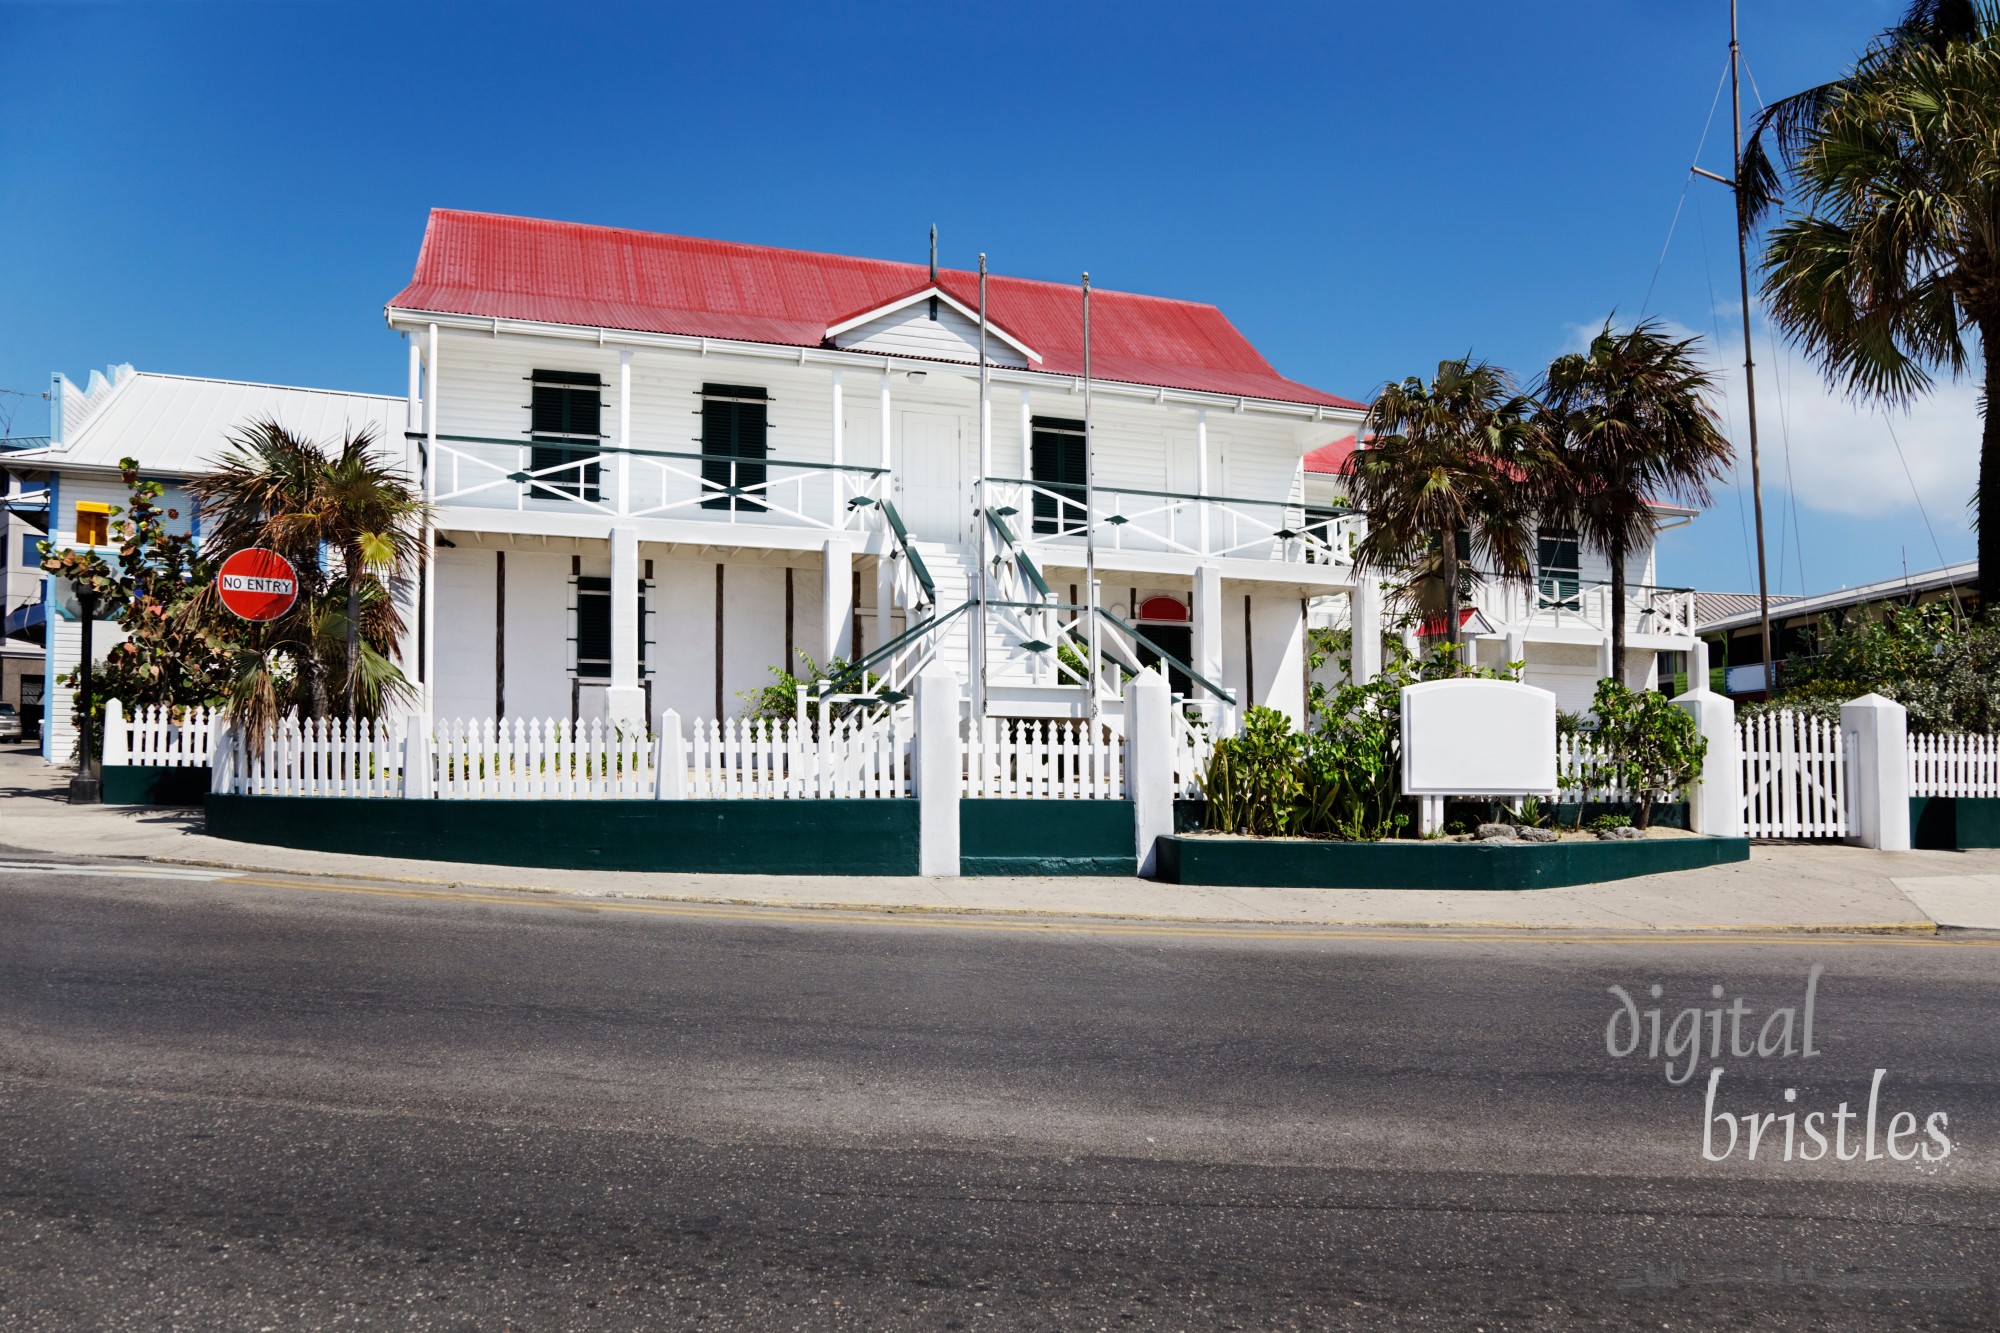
[1082,272,1100,720]
[1730,0,1777,691]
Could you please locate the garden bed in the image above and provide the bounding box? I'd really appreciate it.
[1153,829,1748,891]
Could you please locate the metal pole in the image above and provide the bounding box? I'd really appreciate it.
[1731,0,1777,692]
[69,588,101,802]
[975,254,990,723]
[1082,273,1099,720]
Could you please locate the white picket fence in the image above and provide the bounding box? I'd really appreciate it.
[1172,711,1214,799]
[102,701,216,767]
[434,717,656,799]
[1556,733,1631,802]
[235,715,408,798]
[682,712,910,798]
[1740,709,1848,839]
[1908,732,2000,798]
[963,716,1125,798]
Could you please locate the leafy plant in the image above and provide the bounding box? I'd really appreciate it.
[1502,795,1551,829]
[740,652,881,730]
[1587,678,1706,830]
[1587,813,1632,833]
[1755,602,2000,734]
[1198,706,1302,836]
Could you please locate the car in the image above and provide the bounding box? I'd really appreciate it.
[0,703,19,743]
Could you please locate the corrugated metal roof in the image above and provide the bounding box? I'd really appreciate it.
[5,372,406,476]
[386,210,1366,411]
[1303,434,1357,475]
[1698,564,1972,634]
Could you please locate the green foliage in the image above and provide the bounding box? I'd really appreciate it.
[1587,679,1706,830]
[1587,813,1632,833]
[740,652,880,728]
[1761,603,2000,734]
[1199,706,1303,836]
[40,459,247,760]
[1502,795,1552,829]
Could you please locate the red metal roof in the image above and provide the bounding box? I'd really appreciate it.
[1302,434,1358,475]
[387,210,1364,411]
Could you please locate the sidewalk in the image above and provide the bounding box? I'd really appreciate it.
[2,747,1990,932]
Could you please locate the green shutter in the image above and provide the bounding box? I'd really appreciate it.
[1030,416,1086,535]
[530,370,603,503]
[701,384,769,512]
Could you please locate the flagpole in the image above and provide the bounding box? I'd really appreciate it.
[1730,0,1776,694]
[975,253,991,723]
[1082,272,1099,721]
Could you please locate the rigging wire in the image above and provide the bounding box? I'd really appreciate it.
[1641,54,1734,317]
[1692,181,1757,591]
[1883,412,1955,581]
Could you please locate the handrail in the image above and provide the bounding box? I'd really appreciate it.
[413,431,890,476]
[983,508,1052,598]
[824,599,971,693]
[988,476,1354,515]
[878,499,936,604]
[1095,608,1236,705]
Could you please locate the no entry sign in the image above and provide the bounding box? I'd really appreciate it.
[216,548,300,621]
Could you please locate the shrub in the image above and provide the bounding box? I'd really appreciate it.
[1587,813,1632,832]
[1588,679,1705,829]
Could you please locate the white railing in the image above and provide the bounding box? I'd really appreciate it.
[679,712,910,798]
[1172,710,1215,798]
[1909,732,2000,798]
[1478,580,1696,642]
[963,715,1125,798]
[428,435,890,533]
[102,700,216,767]
[988,477,1356,567]
[1556,732,1633,802]
[434,717,655,799]
[1740,709,1848,839]
[234,715,408,798]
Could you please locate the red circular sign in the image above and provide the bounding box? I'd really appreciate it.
[216,548,300,621]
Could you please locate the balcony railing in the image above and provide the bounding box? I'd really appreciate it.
[419,434,890,533]
[986,477,1357,567]
[1478,578,1696,640]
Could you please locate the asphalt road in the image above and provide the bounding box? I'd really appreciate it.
[1,849,1996,1330]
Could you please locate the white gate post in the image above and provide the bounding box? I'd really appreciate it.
[1842,693,1910,851]
[654,709,687,799]
[402,717,434,801]
[102,699,128,767]
[914,659,961,876]
[208,713,235,795]
[1673,641,1741,837]
[1127,666,1173,878]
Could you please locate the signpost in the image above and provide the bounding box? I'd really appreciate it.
[216,548,299,622]
[51,576,103,804]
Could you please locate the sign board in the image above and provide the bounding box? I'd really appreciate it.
[1401,678,1558,797]
[216,548,299,622]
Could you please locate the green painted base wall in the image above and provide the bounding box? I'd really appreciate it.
[960,798,1135,876]
[205,795,919,875]
[103,765,211,807]
[1156,833,1750,890]
[1911,796,2000,850]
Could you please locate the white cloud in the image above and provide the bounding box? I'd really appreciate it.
[1562,317,1983,526]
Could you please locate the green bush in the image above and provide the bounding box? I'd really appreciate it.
[1587,679,1705,830]
[1586,813,1632,832]
[1752,604,2000,734]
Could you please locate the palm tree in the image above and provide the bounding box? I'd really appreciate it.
[1538,321,1734,680]
[1343,358,1544,653]
[191,419,428,727]
[1742,1,2000,607]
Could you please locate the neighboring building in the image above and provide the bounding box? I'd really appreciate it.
[1697,560,1981,699]
[3,365,403,762]
[1300,434,1701,712]
[0,441,53,737]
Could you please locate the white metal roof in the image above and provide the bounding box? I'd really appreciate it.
[1700,560,1978,634]
[8,368,407,476]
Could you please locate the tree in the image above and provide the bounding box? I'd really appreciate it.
[1538,321,1733,677]
[188,420,428,732]
[1343,358,1544,652]
[1742,1,2000,608]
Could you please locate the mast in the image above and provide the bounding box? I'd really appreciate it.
[1082,272,1100,720]
[975,254,990,722]
[1731,0,1777,692]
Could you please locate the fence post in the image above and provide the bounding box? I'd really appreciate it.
[655,710,687,800]
[208,713,234,795]
[1127,666,1173,878]
[102,699,128,768]
[1673,646,1741,838]
[914,659,961,876]
[402,717,433,800]
[1842,693,1910,851]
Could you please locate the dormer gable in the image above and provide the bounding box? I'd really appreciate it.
[824,285,1041,369]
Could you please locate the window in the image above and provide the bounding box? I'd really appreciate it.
[529,370,603,502]
[1302,505,1343,563]
[1134,595,1192,694]
[75,503,113,547]
[572,577,647,679]
[1030,416,1087,535]
[1537,529,1581,609]
[700,383,769,512]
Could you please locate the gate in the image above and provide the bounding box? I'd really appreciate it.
[1739,709,1848,839]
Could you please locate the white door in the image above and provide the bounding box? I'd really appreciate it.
[897,411,964,542]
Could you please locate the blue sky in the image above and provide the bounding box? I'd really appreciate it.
[0,1,1976,596]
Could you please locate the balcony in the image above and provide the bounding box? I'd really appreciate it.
[422,434,889,534]
[985,477,1357,568]
[1477,578,1696,642]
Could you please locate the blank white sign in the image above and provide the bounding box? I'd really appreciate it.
[1401,678,1558,796]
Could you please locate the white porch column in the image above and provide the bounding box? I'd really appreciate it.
[1351,573,1383,684]
[420,322,439,722]
[823,538,853,663]
[1191,563,1224,703]
[1127,666,1174,879]
[616,349,632,516]
[607,526,645,724]
[1019,388,1032,479]
[879,370,893,473]
[1194,409,1211,555]
[914,659,961,876]
[1596,635,1614,683]
[1505,628,1527,682]
[830,368,845,526]
[1842,693,1911,851]
[1673,644,1743,837]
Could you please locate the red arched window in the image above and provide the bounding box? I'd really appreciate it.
[1137,595,1189,623]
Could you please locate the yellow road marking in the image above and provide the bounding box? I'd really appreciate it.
[211,874,1999,948]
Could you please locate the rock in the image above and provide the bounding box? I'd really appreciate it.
[1516,826,1558,844]
[1598,825,1643,841]
[1475,823,1515,841]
